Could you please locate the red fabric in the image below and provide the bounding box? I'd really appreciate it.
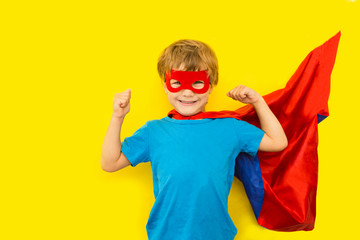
[165,70,210,94]
[168,32,341,231]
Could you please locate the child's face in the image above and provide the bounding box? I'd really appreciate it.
[164,65,213,116]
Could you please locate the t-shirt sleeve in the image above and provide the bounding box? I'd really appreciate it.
[121,122,150,167]
[233,119,265,157]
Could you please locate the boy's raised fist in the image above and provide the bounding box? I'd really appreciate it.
[112,89,131,118]
[227,85,261,105]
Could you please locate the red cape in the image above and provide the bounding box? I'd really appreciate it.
[169,32,341,231]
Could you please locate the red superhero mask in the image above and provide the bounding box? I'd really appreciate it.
[165,70,211,94]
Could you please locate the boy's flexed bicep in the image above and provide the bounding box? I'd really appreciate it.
[258,133,286,152]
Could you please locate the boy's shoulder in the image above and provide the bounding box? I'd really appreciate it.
[146,117,168,124]
[141,117,169,128]
[146,116,248,126]
[143,116,254,128]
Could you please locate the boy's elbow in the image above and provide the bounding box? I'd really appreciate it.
[278,137,288,151]
[270,137,288,152]
[281,141,288,151]
[101,159,118,173]
[101,165,116,173]
[101,163,115,172]
[259,134,288,152]
[101,154,131,172]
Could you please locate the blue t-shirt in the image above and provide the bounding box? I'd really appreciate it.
[121,117,265,240]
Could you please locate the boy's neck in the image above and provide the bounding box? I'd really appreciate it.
[168,109,206,120]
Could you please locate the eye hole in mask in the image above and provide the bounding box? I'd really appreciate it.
[169,79,205,90]
[165,70,210,94]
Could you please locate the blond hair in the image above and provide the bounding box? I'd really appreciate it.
[157,39,219,86]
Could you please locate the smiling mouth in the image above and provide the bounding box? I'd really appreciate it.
[179,100,198,105]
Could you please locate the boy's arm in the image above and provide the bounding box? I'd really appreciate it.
[251,97,288,152]
[227,85,288,152]
[101,89,132,172]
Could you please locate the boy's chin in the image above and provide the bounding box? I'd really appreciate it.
[176,108,201,116]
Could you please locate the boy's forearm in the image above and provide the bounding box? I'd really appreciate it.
[101,116,124,166]
[252,97,287,145]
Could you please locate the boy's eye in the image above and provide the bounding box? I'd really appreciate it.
[170,79,181,88]
[192,80,205,89]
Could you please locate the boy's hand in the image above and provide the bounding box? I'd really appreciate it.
[112,89,131,119]
[227,85,261,105]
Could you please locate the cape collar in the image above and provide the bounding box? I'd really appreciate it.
[167,109,245,120]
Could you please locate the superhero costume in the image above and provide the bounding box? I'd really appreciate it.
[168,31,341,231]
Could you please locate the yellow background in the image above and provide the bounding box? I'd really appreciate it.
[1,0,359,239]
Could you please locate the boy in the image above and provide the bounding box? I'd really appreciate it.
[101,39,288,240]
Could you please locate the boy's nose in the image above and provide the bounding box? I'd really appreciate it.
[181,89,195,96]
